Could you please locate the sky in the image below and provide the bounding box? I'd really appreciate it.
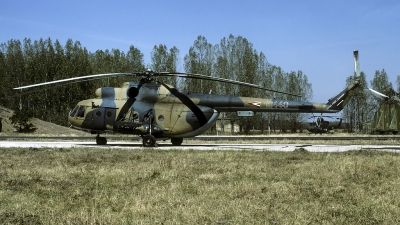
[1,0,400,103]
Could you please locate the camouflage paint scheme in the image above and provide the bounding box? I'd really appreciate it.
[371,99,400,134]
[68,80,360,139]
[15,50,363,146]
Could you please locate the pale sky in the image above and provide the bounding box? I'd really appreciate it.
[1,0,399,103]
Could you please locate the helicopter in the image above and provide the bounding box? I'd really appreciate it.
[14,51,362,147]
[306,115,342,134]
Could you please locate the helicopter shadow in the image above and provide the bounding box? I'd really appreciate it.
[75,143,317,151]
[76,142,224,148]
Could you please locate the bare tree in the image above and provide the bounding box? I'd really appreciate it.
[183,36,215,93]
[151,44,180,87]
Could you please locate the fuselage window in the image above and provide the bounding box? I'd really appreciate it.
[76,106,86,118]
[106,111,112,118]
[69,105,79,117]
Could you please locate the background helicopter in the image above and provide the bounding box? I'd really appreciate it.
[306,115,342,134]
[14,52,362,147]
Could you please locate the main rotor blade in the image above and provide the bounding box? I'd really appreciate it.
[159,72,301,97]
[13,73,133,90]
[14,71,301,97]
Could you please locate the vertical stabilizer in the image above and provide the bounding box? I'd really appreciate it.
[326,81,360,110]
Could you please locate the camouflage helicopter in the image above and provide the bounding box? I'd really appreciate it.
[306,115,342,134]
[14,51,362,147]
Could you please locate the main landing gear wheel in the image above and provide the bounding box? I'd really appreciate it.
[142,134,156,147]
[96,136,107,145]
[171,138,183,146]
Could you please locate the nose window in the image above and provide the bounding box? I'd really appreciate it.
[76,106,86,118]
[69,105,79,117]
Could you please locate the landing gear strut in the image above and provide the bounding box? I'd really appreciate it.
[142,134,156,147]
[96,134,107,145]
[142,109,157,147]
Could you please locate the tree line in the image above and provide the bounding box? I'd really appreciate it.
[3,35,395,134]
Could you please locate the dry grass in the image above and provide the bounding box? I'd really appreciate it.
[1,147,400,224]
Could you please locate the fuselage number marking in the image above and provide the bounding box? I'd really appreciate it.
[266,101,289,108]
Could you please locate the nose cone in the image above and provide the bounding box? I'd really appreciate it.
[68,112,82,129]
[68,104,86,129]
[68,114,79,128]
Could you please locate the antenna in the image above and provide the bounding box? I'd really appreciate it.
[353,50,360,78]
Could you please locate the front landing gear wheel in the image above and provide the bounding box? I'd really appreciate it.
[96,137,107,145]
[142,134,156,147]
[171,138,183,146]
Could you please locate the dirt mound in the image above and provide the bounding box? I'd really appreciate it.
[0,106,89,136]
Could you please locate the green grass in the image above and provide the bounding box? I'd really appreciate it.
[1,147,400,224]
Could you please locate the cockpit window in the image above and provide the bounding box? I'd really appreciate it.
[69,105,79,117]
[76,106,86,118]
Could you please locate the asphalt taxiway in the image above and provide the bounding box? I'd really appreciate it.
[0,141,399,152]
